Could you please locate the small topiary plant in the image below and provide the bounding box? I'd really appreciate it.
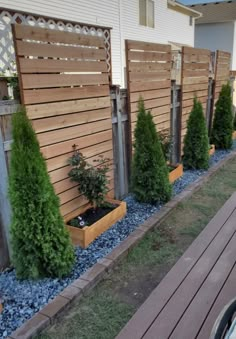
[183,97,209,170]
[9,109,75,279]
[131,98,172,204]
[68,146,110,209]
[211,83,233,149]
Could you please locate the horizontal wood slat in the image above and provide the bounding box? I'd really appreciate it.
[130,88,170,102]
[27,96,111,119]
[128,51,171,62]
[130,80,170,93]
[38,118,112,147]
[17,40,106,60]
[130,97,170,112]
[129,71,170,82]
[49,149,113,184]
[13,24,104,47]
[13,24,114,217]
[129,61,171,72]
[24,85,109,105]
[19,58,108,73]
[21,73,109,89]
[126,40,171,53]
[46,141,113,172]
[41,129,112,160]
[126,39,171,140]
[32,107,111,133]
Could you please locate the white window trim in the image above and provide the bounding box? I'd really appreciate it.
[139,0,155,29]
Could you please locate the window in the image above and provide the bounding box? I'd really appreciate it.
[139,0,155,28]
[189,16,193,26]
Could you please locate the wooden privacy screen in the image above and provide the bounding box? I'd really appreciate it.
[126,40,171,140]
[214,50,231,103]
[181,47,211,146]
[12,24,114,218]
[181,47,210,150]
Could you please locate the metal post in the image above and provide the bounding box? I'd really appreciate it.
[206,77,213,134]
[115,86,126,198]
[171,81,179,164]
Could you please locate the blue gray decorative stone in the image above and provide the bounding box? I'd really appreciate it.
[0,146,235,338]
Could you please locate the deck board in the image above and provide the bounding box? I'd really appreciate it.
[116,192,236,339]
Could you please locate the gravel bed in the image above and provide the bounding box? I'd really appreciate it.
[0,146,235,338]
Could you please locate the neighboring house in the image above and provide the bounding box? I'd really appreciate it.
[0,0,201,87]
[191,1,236,70]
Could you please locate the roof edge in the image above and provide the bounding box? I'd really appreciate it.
[167,0,203,18]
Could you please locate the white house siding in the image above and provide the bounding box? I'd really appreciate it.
[120,0,194,86]
[195,22,235,69]
[0,0,194,87]
[0,0,122,84]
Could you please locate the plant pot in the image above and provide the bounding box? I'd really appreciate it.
[209,144,215,156]
[232,131,236,140]
[65,199,127,248]
[169,164,183,183]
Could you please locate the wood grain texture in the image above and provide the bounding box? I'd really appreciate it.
[116,193,236,339]
[65,200,127,248]
[19,58,108,73]
[13,24,113,217]
[213,50,231,104]
[126,39,171,141]
[14,24,104,47]
[17,40,106,60]
[180,46,211,151]
[21,73,109,89]
[24,85,109,105]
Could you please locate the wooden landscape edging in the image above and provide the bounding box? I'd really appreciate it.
[65,199,127,248]
[12,24,114,219]
[8,150,236,339]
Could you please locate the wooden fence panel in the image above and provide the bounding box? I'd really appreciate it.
[12,24,113,219]
[126,40,171,141]
[181,47,211,152]
[214,50,231,104]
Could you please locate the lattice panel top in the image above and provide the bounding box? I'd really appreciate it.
[0,10,111,74]
[13,24,114,217]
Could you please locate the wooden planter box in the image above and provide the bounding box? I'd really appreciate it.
[233,131,236,139]
[209,144,215,156]
[169,164,183,183]
[65,199,127,248]
[0,302,2,314]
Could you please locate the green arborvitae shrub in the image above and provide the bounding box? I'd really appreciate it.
[9,109,75,279]
[68,147,110,209]
[211,83,233,149]
[183,98,209,170]
[131,99,172,204]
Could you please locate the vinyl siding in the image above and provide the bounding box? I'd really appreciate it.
[120,0,194,86]
[195,22,235,69]
[0,0,194,86]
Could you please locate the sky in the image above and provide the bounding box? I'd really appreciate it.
[180,0,225,4]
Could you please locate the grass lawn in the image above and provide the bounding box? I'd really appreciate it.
[38,156,236,339]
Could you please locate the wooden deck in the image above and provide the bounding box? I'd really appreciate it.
[116,192,236,339]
